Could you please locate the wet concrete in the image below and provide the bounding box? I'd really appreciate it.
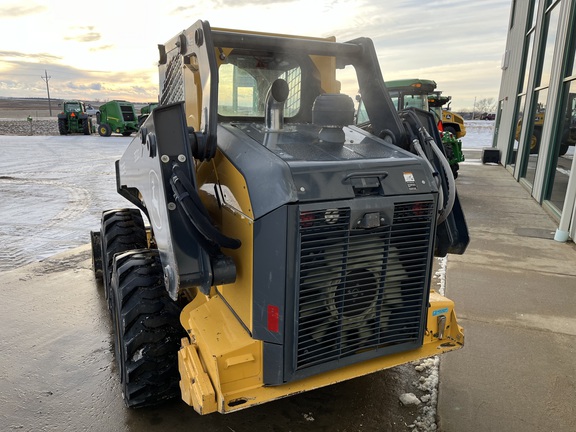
[0,135,439,431]
[437,152,576,432]
[0,135,128,271]
[0,246,425,432]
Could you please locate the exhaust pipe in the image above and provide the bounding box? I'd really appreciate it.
[265,79,289,131]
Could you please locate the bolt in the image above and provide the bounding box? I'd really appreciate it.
[178,154,186,162]
[167,202,176,211]
[161,155,170,163]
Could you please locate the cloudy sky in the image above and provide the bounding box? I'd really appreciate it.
[0,0,511,110]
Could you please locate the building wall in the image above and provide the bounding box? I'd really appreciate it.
[494,0,576,241]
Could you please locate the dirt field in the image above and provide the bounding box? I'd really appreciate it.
[0,97,68,119]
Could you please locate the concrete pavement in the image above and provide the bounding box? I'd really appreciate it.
[438,149,576,431]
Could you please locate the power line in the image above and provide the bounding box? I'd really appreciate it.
[41,70,52,116]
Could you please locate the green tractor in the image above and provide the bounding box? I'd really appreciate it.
[359,79,465,178]
[137,102,158,126]
[96,100,139,137]
[57,100,93,135]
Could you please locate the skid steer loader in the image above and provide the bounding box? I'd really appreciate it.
[90,20,469,414]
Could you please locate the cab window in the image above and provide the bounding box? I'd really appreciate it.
[218,53,301,118]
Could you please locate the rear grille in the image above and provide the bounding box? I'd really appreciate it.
[295,201,434,371]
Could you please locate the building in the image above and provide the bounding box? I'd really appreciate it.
[493,0,576,242]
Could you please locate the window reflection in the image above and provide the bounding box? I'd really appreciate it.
[548,81,576,211]
[509,94,526,167]
[531,0,540,29]
[522,33,534,93]
[540,3,560,87]
[523,88,548,186]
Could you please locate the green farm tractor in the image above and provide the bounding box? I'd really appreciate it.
[96,100,139,137]
[359,79,465,178]
[57,100,93,135]
[138,102,158,126]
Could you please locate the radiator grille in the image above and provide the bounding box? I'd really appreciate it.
[295,201,434,370]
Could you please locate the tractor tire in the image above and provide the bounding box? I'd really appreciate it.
[99,123,112,137]
[83,119,92,135]
[110,249,183,408]
[122,131,132,137]
[530,129,541,154]
[559,130,570,156]
[444,126,457,137]
[96,112,101,124]
[451,163,459,180]
[100,209,147,312]
[58,119,68,135]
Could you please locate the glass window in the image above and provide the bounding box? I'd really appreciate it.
[218,53,301,117]
[568,32,576,78]
[509,0,517,29]
[389,94,400,111]
[522,33,535,93]
[539,3,561,87]
[508,94,526,167]
[388,91,428,111]
[547,80,576,211]
[531,0,540,29]
[356,98,369,124]
[523,88,549,186]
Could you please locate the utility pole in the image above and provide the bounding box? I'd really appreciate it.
[472,96,477,120]
[41,70,52,116]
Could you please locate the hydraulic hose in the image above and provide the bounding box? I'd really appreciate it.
[419,125,456,224]
[402,110,455,224]
[170,164,241,252]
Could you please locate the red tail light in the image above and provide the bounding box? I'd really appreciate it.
[267,305,280,333]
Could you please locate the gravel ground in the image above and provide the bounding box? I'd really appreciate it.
[0,119,60,136]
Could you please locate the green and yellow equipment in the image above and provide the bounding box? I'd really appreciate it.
[426,90,467,140]
[96,100,139,137]
[90,21,469,414]
[516,92,575,155]
[57,100,93,135]
[359,79,465,178]
[137,102,159,127]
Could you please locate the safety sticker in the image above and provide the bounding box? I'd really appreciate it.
[432,307,449,316]
[403,172,417,191]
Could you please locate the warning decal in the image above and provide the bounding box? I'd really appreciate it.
[403,172,417,191]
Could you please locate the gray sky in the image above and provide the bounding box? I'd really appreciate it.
[0,0,511,110]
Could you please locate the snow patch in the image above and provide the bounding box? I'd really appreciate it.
[399,393,421,406]
[405,257,448,431]
[302,412,315,422]
[131,348,144,362]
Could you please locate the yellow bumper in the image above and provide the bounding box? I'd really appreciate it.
[178,290,463,414]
